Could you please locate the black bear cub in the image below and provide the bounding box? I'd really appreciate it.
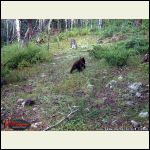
[70,57,86,73]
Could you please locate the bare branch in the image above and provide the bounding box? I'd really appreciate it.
[43,108,79,131]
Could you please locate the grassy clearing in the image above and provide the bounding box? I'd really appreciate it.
[1,21,149,131]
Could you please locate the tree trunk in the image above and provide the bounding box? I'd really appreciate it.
[71,19,73,29]
[65,19,68,31]
[90,20,93,29]
[39,19,42,32]
[16,19,21,44]
[48,19,51,50]
[6,20,9,45]
[98,19,103,29]
[28,19,33,40]
[85,19,88,28]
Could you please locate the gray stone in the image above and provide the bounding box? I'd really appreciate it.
[126,101,134,106]
[142,126,148,131]
[118,75,123,81]
[17,98,24,103]
[139,112,149,118]
[106,80,117,88]
[135,92,141,98]
[128,82,142,92]
[41,73,47,78]
[31,122,42,128]
[131,120,140,128]
[111,120,118,126]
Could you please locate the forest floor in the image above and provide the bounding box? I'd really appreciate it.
[1,35,149,131]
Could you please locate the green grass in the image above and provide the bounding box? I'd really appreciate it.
[1,21,149,131]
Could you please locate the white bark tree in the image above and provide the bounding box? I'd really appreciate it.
[98,19,103,29]
[65,19,68,31]
[15,19,21,43]
[71,19,74,29]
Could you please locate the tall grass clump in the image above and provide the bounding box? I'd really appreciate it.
[1,42,52,83]
[2,42,51,70]
[90,44,136,67]
[124,37,149,54]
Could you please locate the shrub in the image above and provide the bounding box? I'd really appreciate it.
[90,44,135,67]
[79,28,90,36]
[124,37,149,54]
[3,42,51,70]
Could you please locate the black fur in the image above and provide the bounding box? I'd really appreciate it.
[70,57,86,73]
[24,100,35,106]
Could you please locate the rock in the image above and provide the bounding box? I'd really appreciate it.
[22,99,35,107]
[131,120,140,130]
[33,107,38,111]
[41,73,47,78]
[102,97,107,101]
[142,126,148,131]
[31,124,38,128]
[128,82,142,92]
[118,75,123,81]
[138,112,149,118]
[106,80,117,88]
[34,122,42,126]
[146,84,149,87]
[85,108,90,112]
[31,122,42,128]
[135,92,141,98]
[111,120,118,126]
[87,83,94,92]
[126,101,134,106]
[17,98,24,103]
[102,118,108,123]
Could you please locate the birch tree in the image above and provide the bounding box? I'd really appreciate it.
[65,19,68,31]
[98,19,103,29]
[15,19,21,44]
[71,19,74,29]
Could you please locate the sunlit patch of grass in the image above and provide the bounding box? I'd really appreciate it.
[52,74,87,95]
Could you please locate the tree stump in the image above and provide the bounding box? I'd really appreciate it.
[70,39,77,49]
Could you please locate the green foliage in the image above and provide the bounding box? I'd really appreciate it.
[127,55,140,66]
[1,42,52,83]
[60,118,88,131]
[141,63,149,74]
[2,42,51,70]
[1,67,10,79]
[4,70,27,83]
[124,37,149,54]
[101,26,120,38]
[79,28,90,36]
[56,28,90,41]
[90,44,136,67]
[18,60,32,68]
